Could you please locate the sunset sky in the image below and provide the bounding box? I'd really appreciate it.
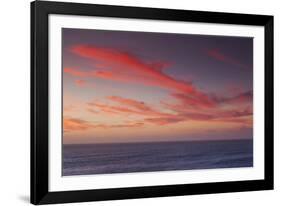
[62,28,253,144]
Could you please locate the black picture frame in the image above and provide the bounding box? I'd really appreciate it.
[31,0,274,204]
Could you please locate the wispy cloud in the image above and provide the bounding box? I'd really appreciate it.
[88,96,169,117]
[64,118,93,131]
[64,117,144,132]
[85,94,252,128]
[206,48,251,70]
[74,79,86,87]
[67,45,213,104]
[221,90,253,105]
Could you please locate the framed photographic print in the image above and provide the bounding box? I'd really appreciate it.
[31,0,274,204]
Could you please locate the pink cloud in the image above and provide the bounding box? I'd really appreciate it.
[171,93,217,109]
[64,118,92,131]
[170,90,252,110]
[222,90,253,105]
[74,79,95,88]
[87,95,252,127]
[107,96,164,116]
[64,67,94,77]
[74,79,86,87]
[88,102,146,116]
[206,48,251,70]
[64,117,144,132]
[88,96,168,117]
[144,117,184,125]
[69,45,213,104]
[225,85,244,96]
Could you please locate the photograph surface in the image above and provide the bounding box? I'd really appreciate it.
[62,28,253,176]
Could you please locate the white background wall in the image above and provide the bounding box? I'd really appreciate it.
[0,0,279,205]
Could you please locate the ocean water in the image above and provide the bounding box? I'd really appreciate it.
[63,139,253,176]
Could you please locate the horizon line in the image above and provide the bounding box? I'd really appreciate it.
[63,138,253,146]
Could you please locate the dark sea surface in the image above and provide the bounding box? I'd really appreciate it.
[63,139,253,176]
